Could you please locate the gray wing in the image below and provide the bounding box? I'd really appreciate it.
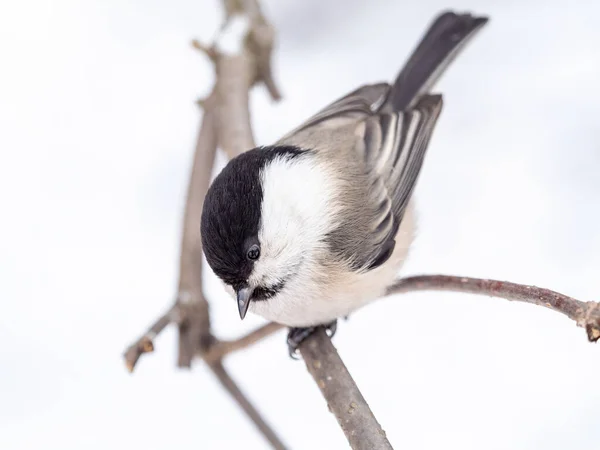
[362,95,443,223]
[277,84,392,143]
[279,90,443,272]
[334,94,444,272]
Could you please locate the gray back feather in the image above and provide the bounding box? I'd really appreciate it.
[277,11,487,271]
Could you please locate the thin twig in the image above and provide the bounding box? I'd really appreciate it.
[124,0,281,369]
[125,321,282,374]
[387,275,600,341]
[125,98,219,372]
[124,1,287,448]
[123,304,180,373]
[176,94,218,368]
[299,329,394,450]
[204,322,284,364]
[214,0,280,159]
[209,361,287,450]
[191,39,217,61]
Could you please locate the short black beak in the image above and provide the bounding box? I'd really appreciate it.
[236,286,253,320]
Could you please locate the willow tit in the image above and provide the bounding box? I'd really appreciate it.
[201,11,488,353]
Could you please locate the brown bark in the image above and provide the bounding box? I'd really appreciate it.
[387,275,600,342]
[299,329,394,450]
[124,1,287,448]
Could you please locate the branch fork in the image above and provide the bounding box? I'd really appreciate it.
[125,1,286,448]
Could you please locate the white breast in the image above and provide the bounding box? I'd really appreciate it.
[249,199,416,327]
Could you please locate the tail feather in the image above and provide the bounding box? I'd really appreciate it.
[389,11,489,110]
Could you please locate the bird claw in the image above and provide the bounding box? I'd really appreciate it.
[286,320,338,359]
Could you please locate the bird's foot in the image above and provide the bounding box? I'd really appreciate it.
[286,320,337,359]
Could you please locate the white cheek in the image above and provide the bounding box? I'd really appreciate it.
[251,155,340,285]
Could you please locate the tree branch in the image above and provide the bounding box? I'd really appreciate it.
[299,329,394,450]
[386,275,600,342]
[123,307,282,373]
[209,361,287,450]
[123,1,286,448]
[296,274,600,449]
[214,0,279,158]
[204,322,284,365]
[176,95,218,368]
[123,304,180,373]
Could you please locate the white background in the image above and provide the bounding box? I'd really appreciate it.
[1,0,599,449]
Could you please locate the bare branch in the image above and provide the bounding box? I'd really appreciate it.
[299,329,394,450]
[123,304,180,373]
[123,101,218,372]
[247,8,282,100]
[221,0,281,103]
[204,322,284,364]
[209,361,287,450]
[124,1,288,447]
[296,273,600,449]
[124,99,219,372]
[214,0,281,159]
[215,54,255,158]
[387,275,600,342]
[176,94,219,368]
[191,39,217,61]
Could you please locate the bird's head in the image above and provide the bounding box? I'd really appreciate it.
[201,145,338,319]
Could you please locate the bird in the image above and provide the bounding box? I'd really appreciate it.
[201,11,488,356]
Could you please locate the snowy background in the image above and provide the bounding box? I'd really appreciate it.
[1,0,599,449]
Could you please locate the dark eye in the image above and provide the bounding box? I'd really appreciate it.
[246,244,260,261]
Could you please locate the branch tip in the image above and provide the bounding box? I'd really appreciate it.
[191,39,217,61]
[261,72,282,101]
[388,275,600,344]
[140,337,154,353]
[581,301,600,342]
[196,97,208,109]
[586,324,600,342]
